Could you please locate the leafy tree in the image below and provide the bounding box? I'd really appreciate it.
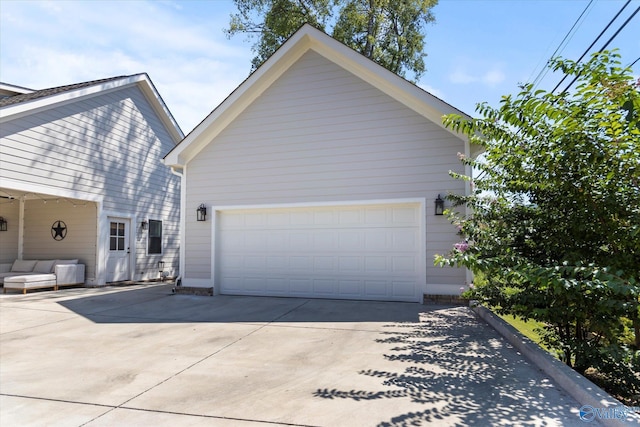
[436,51,640,398]
[225,0,437,80]
[226,0,333,71]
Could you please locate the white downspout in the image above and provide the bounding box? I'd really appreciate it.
[170,166,185,285]
[18,196,25,259]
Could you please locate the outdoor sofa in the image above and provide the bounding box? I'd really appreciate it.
[0,259,85,294]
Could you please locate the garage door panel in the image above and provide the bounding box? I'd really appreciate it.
[290,256,312,270]
[217,203,423,302]
[312,231,336,250]
[314,256,335,271]
[338,231,363,250]
[392,206,419,223]
[393,281,417,298]
[291,279,312,294]
[364,280,388,298]
[267,255,287,269]
[392,256,417,273]
[313,279,336,295]
[267,278,288,293]
[339,280,360,296]
[365,256,387,272]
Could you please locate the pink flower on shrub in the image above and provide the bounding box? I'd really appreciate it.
[454,241,469,252]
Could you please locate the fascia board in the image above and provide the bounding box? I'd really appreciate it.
[0,82,34,94]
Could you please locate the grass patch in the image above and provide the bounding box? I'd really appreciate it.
[497,313,553,353]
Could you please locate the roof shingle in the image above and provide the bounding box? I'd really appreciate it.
[0,75,133,108]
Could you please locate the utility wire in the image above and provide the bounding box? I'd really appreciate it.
[551,0,631,94]
[530,0,594,90]
[559,4,640,94]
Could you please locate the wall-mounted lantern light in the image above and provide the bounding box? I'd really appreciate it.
[197,204,207,222]
[434,195,445,216]
[141,220,148,230]
[0,217,6,231]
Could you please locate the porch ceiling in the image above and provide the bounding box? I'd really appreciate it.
[0,188,91,207]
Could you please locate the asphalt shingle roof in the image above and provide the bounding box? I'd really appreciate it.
[0,75,132,108]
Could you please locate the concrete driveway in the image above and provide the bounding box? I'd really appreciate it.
[0,284,588,426]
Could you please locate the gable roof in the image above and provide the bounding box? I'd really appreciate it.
[164,24,475,167]
[0,74,184,143]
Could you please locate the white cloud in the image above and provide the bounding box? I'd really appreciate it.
[0,0,253,133]
[482,69,505,86]
[448,60,506,88]
[417,83,445,100]
[449,69,477,85]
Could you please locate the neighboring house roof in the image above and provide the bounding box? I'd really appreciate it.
[164,23,476,167]
[0,74,184,142]
[0,82,35,98]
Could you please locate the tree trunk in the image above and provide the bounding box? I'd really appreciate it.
[364,0,376,58]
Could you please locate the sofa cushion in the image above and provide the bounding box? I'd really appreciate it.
[54,259,78,266]
[5,274,56,284]
[34,260,56,273]
[11,260,37,272]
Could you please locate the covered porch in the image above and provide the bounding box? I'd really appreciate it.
[0,182,104,285]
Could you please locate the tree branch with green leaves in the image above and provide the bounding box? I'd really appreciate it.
[437,50,640,402]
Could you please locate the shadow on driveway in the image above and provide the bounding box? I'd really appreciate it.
[313,307,581,426]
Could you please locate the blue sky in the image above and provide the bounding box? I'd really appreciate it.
[1,0,638,133]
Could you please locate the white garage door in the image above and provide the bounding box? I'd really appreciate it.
[216,202,424,302]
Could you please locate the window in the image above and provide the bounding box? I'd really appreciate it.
[148,220,162,254]
[110,222,126,251]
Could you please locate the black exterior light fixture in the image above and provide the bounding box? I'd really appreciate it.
[434,195,445,216]
[141,220,148,230]
[197,204,207,222]
[0,217,6,231]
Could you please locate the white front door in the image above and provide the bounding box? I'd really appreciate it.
[106,218,131,282]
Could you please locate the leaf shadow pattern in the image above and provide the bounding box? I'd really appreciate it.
[314,306,581,426]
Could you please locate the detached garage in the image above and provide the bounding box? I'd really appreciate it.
[164,24,480,302]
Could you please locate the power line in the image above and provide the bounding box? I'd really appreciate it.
[551,0,631,94]
[530,0,594,90]
[559,4,640,94]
